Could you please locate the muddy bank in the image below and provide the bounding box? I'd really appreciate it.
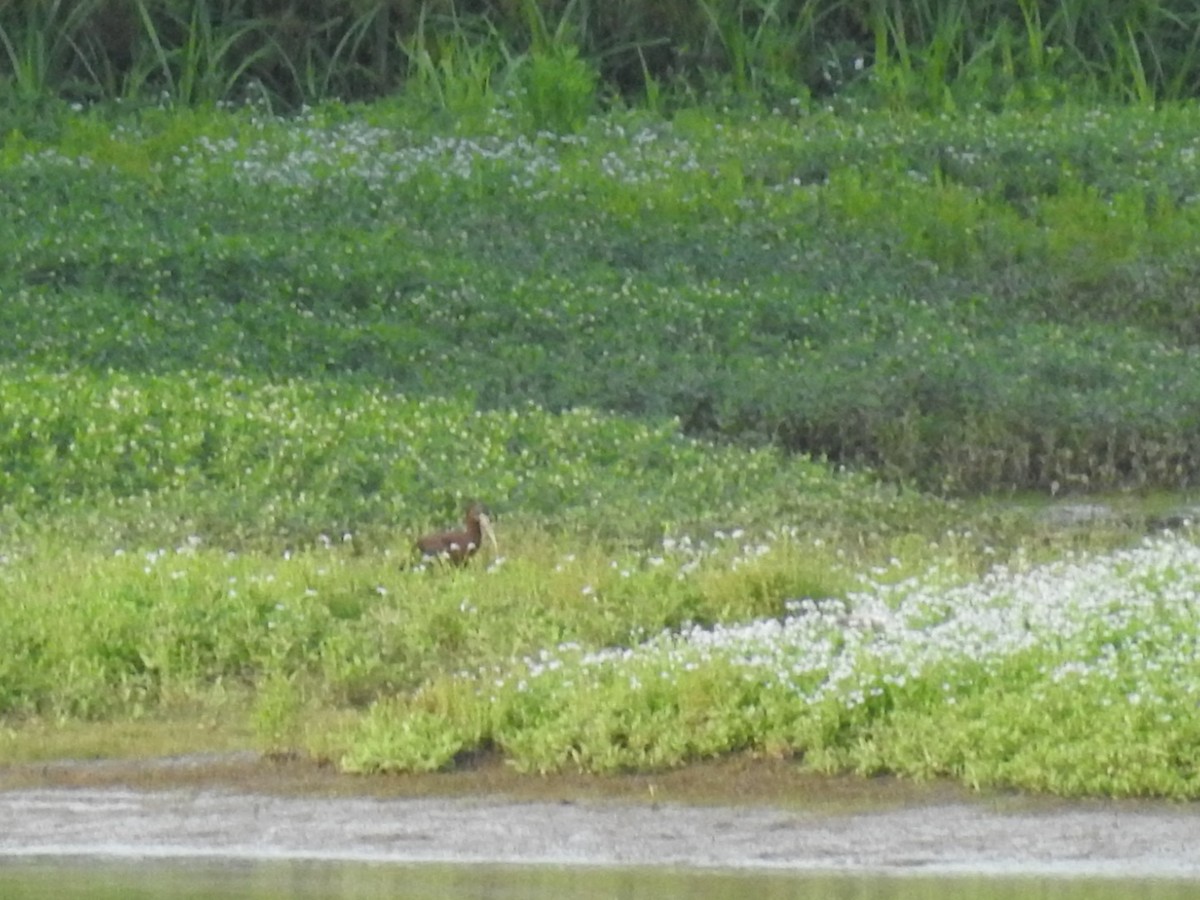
[3,787,1199,877]
[1,755,1198,877]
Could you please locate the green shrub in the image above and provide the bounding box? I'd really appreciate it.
[517,43,596,133]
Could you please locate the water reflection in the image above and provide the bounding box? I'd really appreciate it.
[1,859,1196,899]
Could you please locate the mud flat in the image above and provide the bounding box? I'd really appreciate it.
[0,754,1197,877]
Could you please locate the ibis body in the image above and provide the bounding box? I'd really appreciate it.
[416,502,497,565]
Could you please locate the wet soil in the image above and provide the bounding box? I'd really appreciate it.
[1,753,1197,877]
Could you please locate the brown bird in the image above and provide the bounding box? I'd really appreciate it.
[415,502,498,566]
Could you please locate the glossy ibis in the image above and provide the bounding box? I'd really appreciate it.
[415,502,498,566]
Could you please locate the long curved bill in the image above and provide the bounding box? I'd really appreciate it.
[479,513,499,554]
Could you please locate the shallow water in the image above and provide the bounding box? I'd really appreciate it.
[1,859,1197,900]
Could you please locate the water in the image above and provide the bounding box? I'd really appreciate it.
[1,859,1196,900]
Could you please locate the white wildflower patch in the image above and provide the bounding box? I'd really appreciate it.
[170,112,703,200]
[502,534,1200,714]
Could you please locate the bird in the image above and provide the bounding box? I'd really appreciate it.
[415,502,498,566]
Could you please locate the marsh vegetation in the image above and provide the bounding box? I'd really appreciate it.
[2,1,1199,799]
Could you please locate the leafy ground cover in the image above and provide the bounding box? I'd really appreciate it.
[3,100,1200,491]
[2,95,1199,797]
[347,532,1200,798]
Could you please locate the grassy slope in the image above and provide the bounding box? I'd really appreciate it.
[1,98,1198,796]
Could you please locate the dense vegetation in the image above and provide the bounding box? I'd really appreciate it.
[2,2,1200,799]
[4,100,1200,492]
[4,0,1200,110]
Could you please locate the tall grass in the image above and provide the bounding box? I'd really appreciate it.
[4,1,1200,110]
[400,6,516,119]
[0,0,109,100]
[130,0,275,105]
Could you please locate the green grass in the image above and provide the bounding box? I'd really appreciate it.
[2,94,1200,798]
[346,533,1200,798]
[0,367,913,548]
[0,370,934,716]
